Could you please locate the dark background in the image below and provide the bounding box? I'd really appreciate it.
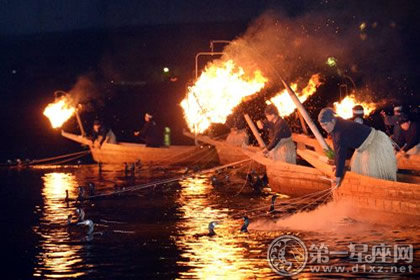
[0,0,419,161]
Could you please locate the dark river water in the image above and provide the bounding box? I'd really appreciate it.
[1,163,419,279]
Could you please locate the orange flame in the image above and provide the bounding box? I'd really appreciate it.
[43,95,76,128]
[181,60,267,133]
[334,94,376,119]
[269,74,322,117]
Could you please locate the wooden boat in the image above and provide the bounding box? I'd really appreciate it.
[297,148,420,224]
[183,132,259,164]
[184,131,332,196]
[242,149,331,196]
[292,133,420,172]
[61,131,217,166]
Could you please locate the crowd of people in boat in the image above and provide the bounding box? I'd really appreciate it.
[224,103,419,186]
[90,112,163,148]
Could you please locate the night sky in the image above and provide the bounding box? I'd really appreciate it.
[0,0,419,161]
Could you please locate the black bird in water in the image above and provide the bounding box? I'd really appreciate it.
[87,182,95,196]
[64,190,70,203]
[247,171,269,193]
[269,195,278,212]
[208,221,217,236]
[77,219,95,235]
[240,216,250,233]
[76,208,85,222]
[210,175,220,187]
[193,221,218,238]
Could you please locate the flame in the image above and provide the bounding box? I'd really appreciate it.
[269,74,322,117]
[181,60,267,133]
[333,94,376,119]
[43,95,76,128]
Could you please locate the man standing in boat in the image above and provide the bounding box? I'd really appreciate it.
[134,113,162,147]
[318,107,397,187]
[394,113,420,155]
[256,104,296,163]
[381,104,404,141]
[351,105,366,125]
[91,120,117,148]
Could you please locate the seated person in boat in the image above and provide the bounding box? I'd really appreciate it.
[134,113,162,147]
[92,120,117,148]
[318,107,397,186]
[256,104,296,163]
[381,104,404,141]
[394,113,419,155]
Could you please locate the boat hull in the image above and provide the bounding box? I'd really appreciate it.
[297,148,420,224]
[243,150,331,196]
[62,131,217,165]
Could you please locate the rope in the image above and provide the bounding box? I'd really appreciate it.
[244,185,339,220]
[32,152,89,166]
[30,150,90,164]
[76,159,251,200]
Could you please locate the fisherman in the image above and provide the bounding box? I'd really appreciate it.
[256,104,296,163]
[91,120,117,148]
[381,104,403,141]
[394,113,420,155]
[351,105,365,124]
[134,113,161,147]
[318,107,397,186]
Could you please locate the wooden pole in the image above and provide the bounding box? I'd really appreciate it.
[244,114,266,148]
[75,108,86,137]
[297,111,309,135]
[279,78,331,152]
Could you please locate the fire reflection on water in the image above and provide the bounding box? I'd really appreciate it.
[174,176,274,279]
[33,172,85,278]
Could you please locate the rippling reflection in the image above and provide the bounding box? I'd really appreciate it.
[33,172,85,278]
[174,176,275,279]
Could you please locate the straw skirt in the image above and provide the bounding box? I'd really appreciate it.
[268,137,296,164]
[350,129,397,181]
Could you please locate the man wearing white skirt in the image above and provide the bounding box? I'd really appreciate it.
[318,108,397,186]
[257,104,296,163]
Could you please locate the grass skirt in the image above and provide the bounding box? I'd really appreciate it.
[350,129,397,181]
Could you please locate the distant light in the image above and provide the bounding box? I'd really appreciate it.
[359,22,366,31]
[163,67,169,73]
[326,57,337,67]
[12,69,17,74]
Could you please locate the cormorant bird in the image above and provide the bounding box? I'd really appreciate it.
[208,221,217,236]
[269,195,278,212]
[77,219,95,235]
[87,182,95,196]
[210,175,220,187]
[76,208,85,222]
[240,216,250,233]
[247,171,268,193]
[192,221,218,238]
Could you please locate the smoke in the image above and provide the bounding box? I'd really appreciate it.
[215,8,407,100]
[67,74,103,111]
[248,200,363,233]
